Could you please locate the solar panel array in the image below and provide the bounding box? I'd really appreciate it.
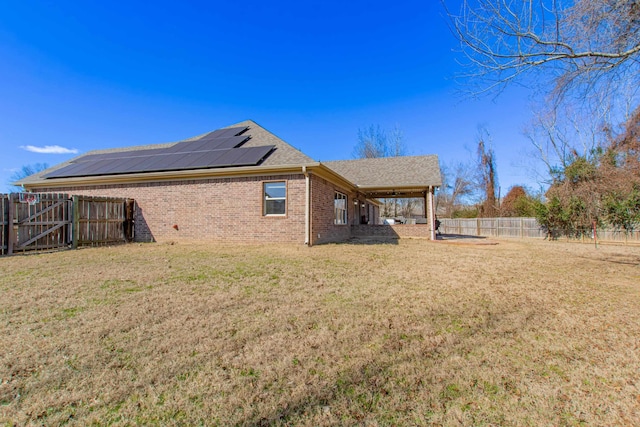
[44,126,277,179]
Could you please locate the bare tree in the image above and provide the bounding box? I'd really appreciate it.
[523,83,640,185]
[353,124,408,159]
[476,129,499,217]
[436,161,478,217]
[388,125,406,157]
[353,125,388,159]
[524,101,609,183]
[444,0,640,98]
[353,124,408,217]
[7,163,48,192]
[535,104,640,237]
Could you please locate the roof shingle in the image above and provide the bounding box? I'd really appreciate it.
[323,156,442,188]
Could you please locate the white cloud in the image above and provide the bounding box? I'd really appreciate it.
[20,145,79,154]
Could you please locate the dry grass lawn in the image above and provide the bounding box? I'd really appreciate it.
[1,238,639,426]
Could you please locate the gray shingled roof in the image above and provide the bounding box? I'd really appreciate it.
[323,156,442,188]
[17,120,314,185]
[227,120,314,166]
[15,121,442,192]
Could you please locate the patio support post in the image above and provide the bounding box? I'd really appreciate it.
[424,192,428,219]
[428,186,435,240]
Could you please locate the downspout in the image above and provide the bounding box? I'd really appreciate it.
[302,166,311,246]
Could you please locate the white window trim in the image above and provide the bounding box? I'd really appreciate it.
[334,191,347,225]
[264,181,287,216]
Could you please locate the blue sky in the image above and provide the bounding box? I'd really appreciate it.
[1,0,540,193]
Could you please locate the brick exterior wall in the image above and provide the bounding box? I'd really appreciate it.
[309,175,355,245]
[351,224,431,239]
[33,174,307,244]
[32,173,435,245]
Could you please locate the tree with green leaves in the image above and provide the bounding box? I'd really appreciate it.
[500,186,538,217]
[535,108,640,237]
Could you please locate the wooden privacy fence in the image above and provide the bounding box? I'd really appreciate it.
[1,193,135,256]
[439,217,640,243]
[440,217,545,239]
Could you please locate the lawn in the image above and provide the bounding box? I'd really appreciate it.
[1,239,639,426]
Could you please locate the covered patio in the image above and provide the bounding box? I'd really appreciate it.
[323,155,442,240]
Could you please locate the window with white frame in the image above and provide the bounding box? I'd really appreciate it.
[264,181,286,215]
[334,192,347,224]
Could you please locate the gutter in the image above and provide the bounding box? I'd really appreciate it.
[21,163,324,190]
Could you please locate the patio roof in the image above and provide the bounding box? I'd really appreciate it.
[323,155,442,198]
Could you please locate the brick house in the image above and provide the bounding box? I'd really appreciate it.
[17,120,442,245]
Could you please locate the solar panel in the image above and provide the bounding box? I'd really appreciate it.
[43,162,86,178]
[210,135,250,149]
[235,146,275,165]
[134,151,182,171]
[43,125,275,179]
[75,148,167,163]
[69,159,118,177]
[164,135,250,153]
[172,151,210,169]
[196,129,227,140]
[215,147,246,166]
[140,153,186,172]
[65,127,250,166]
[118,155,158,173]
[217,126,248,138]
[193,149,227,167]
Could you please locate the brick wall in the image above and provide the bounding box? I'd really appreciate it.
[309,175,354,245]
[33,173,433,245]
[351,224,431,239]
[33,174,307,243]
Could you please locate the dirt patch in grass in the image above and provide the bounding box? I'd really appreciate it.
[1,239,639,426]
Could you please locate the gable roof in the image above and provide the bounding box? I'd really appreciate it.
[323,156,442,190]
[15,120,441,196]
[17,120,315,186]
[231,120,314,166]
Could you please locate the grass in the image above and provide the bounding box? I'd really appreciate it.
[0,238,639,426]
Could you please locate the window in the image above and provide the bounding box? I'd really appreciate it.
[264,181,286,215]
[334,192,347,224]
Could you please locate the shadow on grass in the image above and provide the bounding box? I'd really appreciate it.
[437,234,487,241]
[245,357,397,426]
[577,253,640,266]
[342,236,400,245]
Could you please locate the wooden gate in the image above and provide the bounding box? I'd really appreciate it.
[72,196,135,247]
[1,193,135,256]
[8,193,72,254]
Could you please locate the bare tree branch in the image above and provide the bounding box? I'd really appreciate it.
[443,0,640,98]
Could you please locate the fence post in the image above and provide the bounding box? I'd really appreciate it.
[72,195,79,249]
[1,194,6,256]
[7,194,14,255]
[476,218,480,236]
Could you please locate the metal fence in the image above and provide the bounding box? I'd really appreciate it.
[439,217,640,243]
